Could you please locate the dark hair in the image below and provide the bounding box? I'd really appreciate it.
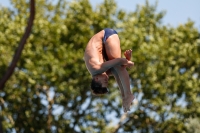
[90,79,109,95]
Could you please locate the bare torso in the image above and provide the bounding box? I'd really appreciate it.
[84,30,105,76]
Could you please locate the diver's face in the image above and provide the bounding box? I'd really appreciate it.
[94,73,109,87]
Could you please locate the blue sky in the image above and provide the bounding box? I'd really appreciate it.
[1,0,200,29]
[90,0,200,29]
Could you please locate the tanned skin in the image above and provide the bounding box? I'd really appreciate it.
[84,30,134,112]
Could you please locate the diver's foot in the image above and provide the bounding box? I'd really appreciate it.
[122,95,134,113]
[124,49,132,61]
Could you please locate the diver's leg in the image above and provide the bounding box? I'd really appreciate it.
[110,68,125,98]
[111,66,134,112]
[104,33,134,112]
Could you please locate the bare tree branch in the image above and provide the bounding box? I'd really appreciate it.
[0,0,35,90]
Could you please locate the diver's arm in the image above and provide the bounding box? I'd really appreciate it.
[92,58,134,75]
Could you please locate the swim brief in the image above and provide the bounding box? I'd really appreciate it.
[103,28,118,44]
[102,28,118,61]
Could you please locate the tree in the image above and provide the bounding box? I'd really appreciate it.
[115,1,200,132]
[0,0,35,90]
[185,117,200,133]
[0,0,199,132]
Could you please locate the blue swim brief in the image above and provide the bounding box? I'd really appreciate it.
[103,28,118,44]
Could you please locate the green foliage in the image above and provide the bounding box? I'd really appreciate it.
[0,0,200,132]
[185,117,200,133]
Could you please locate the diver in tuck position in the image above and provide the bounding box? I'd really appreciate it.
[84,28,134,112]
